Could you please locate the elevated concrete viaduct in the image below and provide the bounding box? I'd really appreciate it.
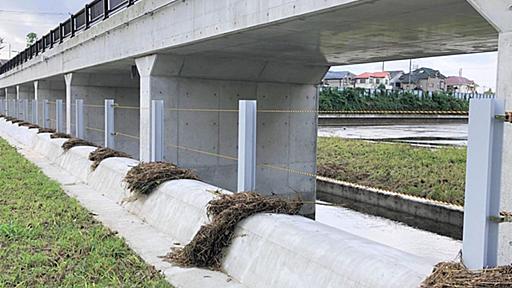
[0,0,511,265]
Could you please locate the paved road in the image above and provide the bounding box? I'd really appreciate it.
[319,124,468,146]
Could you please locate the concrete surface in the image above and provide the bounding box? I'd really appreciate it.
[0,118,440,288]
[317,177,464,239]
[319,124,468,146]
[316,202,461,266]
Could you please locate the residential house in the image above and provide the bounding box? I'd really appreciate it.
[398,67,446,92]
[388,70,404,90]
[354,71,392,90]
[446,76,478,93]
[322,71,356,89]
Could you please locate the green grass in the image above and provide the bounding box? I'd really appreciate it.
[0,138,172,287]
[317,137,467,205]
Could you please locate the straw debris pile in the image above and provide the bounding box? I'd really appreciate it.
[89,147,131,170]
[422,261,512,287]
[164,192,302,270]
[38,128,56,134]
[62,138,99,151]
[124,162,198,196]
[50,132,72,139]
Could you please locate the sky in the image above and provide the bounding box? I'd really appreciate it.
[0,0,499,92]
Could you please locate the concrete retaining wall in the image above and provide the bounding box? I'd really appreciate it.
[0,118,435,288]
[317,177,464,239]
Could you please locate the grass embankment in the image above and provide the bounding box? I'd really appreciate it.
[0,138,171,287]
[317,137,466,205]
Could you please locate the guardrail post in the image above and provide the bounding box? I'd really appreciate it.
[463,98,504,270]
[150,100,164,162]
[105,99,115,148]
[237,100,257,192]
[75,99,84,138]
[32,100,38,123]
[56,99,64,132]
[43,100,50,128]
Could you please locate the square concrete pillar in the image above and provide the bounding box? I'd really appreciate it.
[468,0,512,266]
[136,54,327,217]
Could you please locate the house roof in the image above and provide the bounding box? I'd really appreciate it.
[354,71,390,79]
[446,76,476,86]
[324,71,355,80]
[398,67,446,83]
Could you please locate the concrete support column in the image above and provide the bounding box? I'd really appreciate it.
[136,53,327,217]
[496,32,512,265]
[468,0,512,265]
[65,73,73,134]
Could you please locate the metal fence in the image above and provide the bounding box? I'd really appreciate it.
[0,0,139,75]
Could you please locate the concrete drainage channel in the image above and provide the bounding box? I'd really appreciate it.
[317,178,464,240]
[0,119,437,288]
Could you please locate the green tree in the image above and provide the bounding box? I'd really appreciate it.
[26,33,37,47]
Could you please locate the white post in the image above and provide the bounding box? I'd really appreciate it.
[56,99,64,132]
[237,100,257,192]
[463,98,504,269]
[150,100,164,162]
[43,100,50,128]
[75,99,84,138]
[23,99,29,121]
[105,99,115,148]
[32,100,38,123]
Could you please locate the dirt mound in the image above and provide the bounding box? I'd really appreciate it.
[89,147,131,170]
[50,132,72,139]
[62,138,99,151]
[124,162,199,196]
[38,128,56,134]
[164,192,302,270]
[422,262,512,287]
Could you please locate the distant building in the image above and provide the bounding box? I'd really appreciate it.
[388,70,404,90]
[398,67,446,92]
[322,71,355,89]
[354,71,392,90]
[446,76,478,93]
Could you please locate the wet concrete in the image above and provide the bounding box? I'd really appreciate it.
[316,202,462,266]
[319,124,468,146]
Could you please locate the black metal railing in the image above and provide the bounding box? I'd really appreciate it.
[0,0,138,75]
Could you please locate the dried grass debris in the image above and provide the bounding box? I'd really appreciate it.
[18,121,33,127]
[27,124,40,129]
[421,261,512,287]
[11,119,23,124]
[124,162,199,196]
[164,192,303,269]
[38,128,56,134]
[4,116,17,122]
[62,138,99,151]
[50,132,72,139]
[89,147,131,170]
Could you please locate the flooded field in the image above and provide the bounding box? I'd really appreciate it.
[319,124,468,147]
